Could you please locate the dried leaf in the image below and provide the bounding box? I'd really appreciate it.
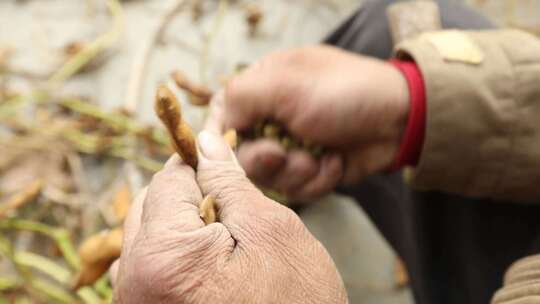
[61,41,113,74]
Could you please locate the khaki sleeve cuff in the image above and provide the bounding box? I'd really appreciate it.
[395,30,540,201]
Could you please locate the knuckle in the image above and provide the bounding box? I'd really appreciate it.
[250,202,304,241]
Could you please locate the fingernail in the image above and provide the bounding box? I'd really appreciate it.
[198,130,232,161]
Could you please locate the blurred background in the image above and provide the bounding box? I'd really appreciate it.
[0,0,538,303]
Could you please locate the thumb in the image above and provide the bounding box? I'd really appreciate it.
[197,130,264,204]
[197,131,281,241]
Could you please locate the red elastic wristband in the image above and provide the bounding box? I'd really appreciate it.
[389,59,426,171]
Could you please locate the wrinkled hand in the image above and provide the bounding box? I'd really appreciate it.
[112,131,348,303]
[207,45,409,201]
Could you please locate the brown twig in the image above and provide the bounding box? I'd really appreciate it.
[124,0,191,114]
[48,0,124,85]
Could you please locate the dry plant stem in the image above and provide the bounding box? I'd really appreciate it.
[0,232,102,303]
[59,98,169,145]
[155,85,198,169]
[199,0,228,85]
[47,0,124,85]
[11,122,164,173]
[66,152,91,203]
[3,93,171,148]
[0,219,80,270]
[0,180,43,218]
[199,195,217,225]
[0,235,104,304]
[124,0,190,114]
[0,234,43,302]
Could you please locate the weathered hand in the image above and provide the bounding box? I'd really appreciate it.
[209,46,409,200]
[112,131,348,303]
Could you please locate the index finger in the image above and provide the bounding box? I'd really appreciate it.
[224,59,297,131]
[141,155,205,234]
[204,90,226,135]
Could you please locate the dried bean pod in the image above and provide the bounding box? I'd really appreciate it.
[74,228,123,289]
[155,85,198,169]
[224,129,238,150]
[112,185,131,223]
[263,123,281,139]
[171,70,213,106]
[0,180,43,219]
[199,195,217,225]
[245,4,263,37]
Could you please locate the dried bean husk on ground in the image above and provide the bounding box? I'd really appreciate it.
[171,70,214,107]
[72,184,131,289]
[244,4,263,37]
[112,184,131,223]
[0,180,43,219]
[73,227,123,290]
